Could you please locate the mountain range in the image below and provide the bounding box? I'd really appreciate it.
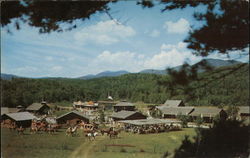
[1,58,243,80]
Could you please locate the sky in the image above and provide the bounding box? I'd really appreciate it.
[1,1,249,78]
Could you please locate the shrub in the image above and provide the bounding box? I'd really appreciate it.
[120,148,127,153]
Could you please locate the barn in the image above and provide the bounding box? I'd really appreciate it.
[56,111,90,126]
[156,106,194,119]
[189,107,227,123]
[111,111,147,121]
[1,112,37,127]
[1,107,22,115]
[26,102,50,115]
[238,106,250,124]
[163,100,185,107]
[113,101,135,112]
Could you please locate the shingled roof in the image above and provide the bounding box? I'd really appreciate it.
[111,111,140,119]
[190,107,223,117]
[56,111,90,120]
[26,103,48,111]
[118,119,181,126]
[238,106,250,114]
[2,112,37,121]
[163,100,184,107]
[157,106,194,115]
[1,107,20,115]
[114,102,135,107]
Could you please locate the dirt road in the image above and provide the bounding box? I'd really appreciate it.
[69,135,105,158]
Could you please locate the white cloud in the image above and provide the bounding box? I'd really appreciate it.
[91,50,144,72]
[164,18,190,34]
[51,66,62,72]
[207,49,249,63]
[45,56,53,61]
[149,29,160,37]
[143,48,201,69]
[161,42,187,50]
[88,42,202,73]
[74,20,136,45]
[6,66,38,77]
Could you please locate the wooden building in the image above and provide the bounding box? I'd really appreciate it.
[1,107,22,115]
[26,102,50,115]
[156,106,194,119]
[1,112,37,127]
[113,101,135,112]
[73,101,99,111]
[111,111,147,121]
[56,111,89,126]
[163,100,185,107]
[189,107,227,123]
[238,106,250,124]
[98,101,118,110]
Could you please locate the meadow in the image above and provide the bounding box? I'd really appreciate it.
[1,127,196,158]
[1,128,84,158]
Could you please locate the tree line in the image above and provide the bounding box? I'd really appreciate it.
[1,64,248,108]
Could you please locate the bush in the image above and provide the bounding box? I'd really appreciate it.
[120,148,127,153]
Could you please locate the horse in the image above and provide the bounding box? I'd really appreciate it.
[46,124,57,134]
[100,128,112,136]
[109,130,119,139]
[16,126,25,135]
[8,123,17,131]
[86,132,98,141]
[66,125,78,136]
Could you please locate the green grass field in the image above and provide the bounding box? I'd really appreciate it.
[1,128,84,158]
[1,127,195,158]
[89,128,196,158]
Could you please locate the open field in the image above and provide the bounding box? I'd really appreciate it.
[1,127,196,158]
[1,128,84,158]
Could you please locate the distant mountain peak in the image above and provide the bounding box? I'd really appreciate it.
[78,70,130,80]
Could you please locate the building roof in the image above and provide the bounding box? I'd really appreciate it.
[118,118,181,126]
[73,101,98,107]
[1,107,21,115]
[157,106,194,115]
[189,107,223,117]
[238,106,250,114]
[26,103,48,111]
[163,100,184,107]
[56,111,90,120]
[3,112,37,121]
[73,101,84,106]
[45,117,57,124]
[114,102,135,107]
[111,111,143,119]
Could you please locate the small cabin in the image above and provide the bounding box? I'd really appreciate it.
[1,112,37,128]
[163,100,185,107]
[113,101,135,112]
[111,111,147,121]
[156,106,194,119]
[189,107,227,123]
[26,102,50,115]
[56,111,90,126]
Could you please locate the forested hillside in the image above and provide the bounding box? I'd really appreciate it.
[1,64,249,108]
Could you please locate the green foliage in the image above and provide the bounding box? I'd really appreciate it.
[1,64,249,108]
[177,114,190,128]
[195,116,204,127]
[226,105,240,120]
[150,109,162,119]
[174,119,249,158]
[99,110,105,124]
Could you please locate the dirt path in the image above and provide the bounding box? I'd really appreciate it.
[69,135,105,158]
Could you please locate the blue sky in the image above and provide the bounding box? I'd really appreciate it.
[1,1,249,78]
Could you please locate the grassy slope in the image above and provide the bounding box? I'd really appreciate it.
[1,128,84,158]
[1,128,195,158]
[90,128,196,158]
